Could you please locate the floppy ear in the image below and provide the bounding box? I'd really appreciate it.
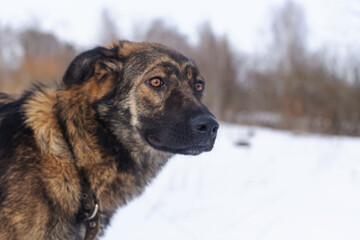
[62,41,154,86]
[62,46,122,86]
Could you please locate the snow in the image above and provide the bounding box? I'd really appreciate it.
[103,123,360,240]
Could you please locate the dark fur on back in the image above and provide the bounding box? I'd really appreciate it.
[0,41,218,240]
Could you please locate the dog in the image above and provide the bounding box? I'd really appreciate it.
[0,41,219,240]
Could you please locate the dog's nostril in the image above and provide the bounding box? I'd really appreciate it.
[196,124,207,132]
[212,126,219,134]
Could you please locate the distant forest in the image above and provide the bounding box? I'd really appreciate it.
[1,1,359,136]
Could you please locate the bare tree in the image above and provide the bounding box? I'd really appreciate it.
[136,19,191,55]
[268,1,308,128]
[99,9,120,45]
[271,1,307,73]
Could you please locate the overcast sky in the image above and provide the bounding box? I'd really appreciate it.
[0,0,359,54]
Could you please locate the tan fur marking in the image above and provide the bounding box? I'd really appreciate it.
[24,88,72,161]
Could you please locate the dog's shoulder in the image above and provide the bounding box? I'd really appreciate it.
[0,85,66,158]
[0,92,14,106]
[0,90,32,136]
[0,89,35,177]
[0,92,16,120]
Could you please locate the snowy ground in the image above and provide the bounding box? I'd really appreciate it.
[103,123,360,240]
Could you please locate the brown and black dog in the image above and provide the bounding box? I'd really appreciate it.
[0,41,219,240]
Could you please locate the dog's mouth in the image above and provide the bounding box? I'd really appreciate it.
[146,135,163,148]
[146,135,215,155]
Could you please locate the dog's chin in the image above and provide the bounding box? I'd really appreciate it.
[145,135,214,156]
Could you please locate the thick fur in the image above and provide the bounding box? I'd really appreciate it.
[0,41,218,240]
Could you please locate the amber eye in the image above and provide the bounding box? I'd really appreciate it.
[149,78,163,88]
[195,82,204,92]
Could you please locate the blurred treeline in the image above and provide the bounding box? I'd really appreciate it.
[0,1,359,136]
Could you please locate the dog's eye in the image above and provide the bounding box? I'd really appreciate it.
[149,78,163,88]
[195,82,204,92]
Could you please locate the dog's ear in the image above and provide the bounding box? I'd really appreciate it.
[62,46,123,86]
[63,41,154,86]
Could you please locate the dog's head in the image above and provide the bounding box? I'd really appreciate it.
[62,41,219,156]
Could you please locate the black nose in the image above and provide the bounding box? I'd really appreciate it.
[191,115,219,137]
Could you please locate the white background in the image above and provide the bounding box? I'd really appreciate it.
[1,0,360,54]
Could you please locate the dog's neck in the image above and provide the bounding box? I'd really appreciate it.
[54,86,172,212]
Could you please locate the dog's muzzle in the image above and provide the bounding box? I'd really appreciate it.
[142,112,219,155]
